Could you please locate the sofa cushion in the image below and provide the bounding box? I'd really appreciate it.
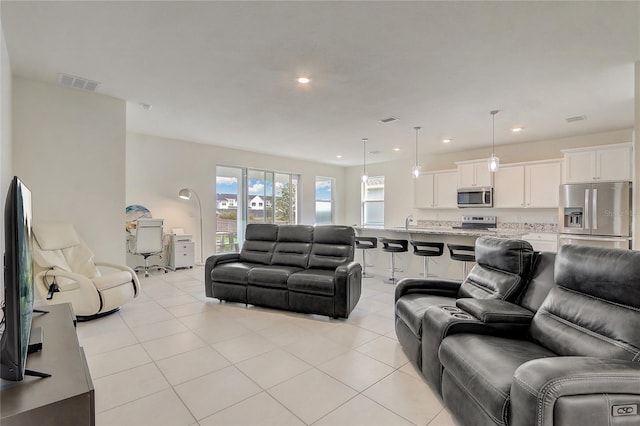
[518,252,556,313]
[211,262,256,284]
[308,226,354,270]
[554,244,640,309]
[395,294,456,337]
[239,224,278,265]
[529,286,640,360]
[248,265,303,289]
[474,236,534,276]
[458,237,534,302]
[528,245,640,360]
[288,269,336,296]
[271,225,313,268]
[439,334,555,426]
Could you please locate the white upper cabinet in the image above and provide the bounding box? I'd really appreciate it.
[562,143,632,183]
[414,172,435,208]
[493,160,561,208]
[493,165,525,208]
[414,170,457,209]
[434,170,458,208]
[525,161,562,207]
[456,160,493,188]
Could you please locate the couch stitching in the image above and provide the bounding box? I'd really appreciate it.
[512,376,539,396]
[537,376,640,425]
[561,286,640,313]
[539,311,640,358]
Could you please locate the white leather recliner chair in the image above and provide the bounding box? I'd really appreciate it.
[32,223,140,320]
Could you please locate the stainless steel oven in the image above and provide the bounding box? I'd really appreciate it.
[457,187,493,208]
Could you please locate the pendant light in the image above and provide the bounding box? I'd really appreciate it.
[411,126,422,178]
[487,109,500,172]
[361,138,368,183]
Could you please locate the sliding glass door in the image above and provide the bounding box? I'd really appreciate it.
[216,166,299,252]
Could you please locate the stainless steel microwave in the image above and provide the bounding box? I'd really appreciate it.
[457,187,493,208]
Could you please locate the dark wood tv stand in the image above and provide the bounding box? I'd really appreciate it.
[0,303,95,425]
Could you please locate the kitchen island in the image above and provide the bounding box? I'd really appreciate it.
[353,225,528,281]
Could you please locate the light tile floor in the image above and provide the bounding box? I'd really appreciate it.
[77,266,456,426]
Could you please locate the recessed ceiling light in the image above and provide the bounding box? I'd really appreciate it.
[297,76,311,84]
[393,147,400,152]
[511,127,523,133]
[442,139,452,143]
[336,154,342,159]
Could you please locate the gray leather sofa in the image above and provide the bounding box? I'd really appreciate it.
[395,236,536,379]
[204,224,362,318]
[398,243,640,426]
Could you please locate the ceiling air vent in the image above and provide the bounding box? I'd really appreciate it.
[566,115,587,123]
[58,73,100,92]
[378,117,399,124]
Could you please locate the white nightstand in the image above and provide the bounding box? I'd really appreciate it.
[168,234,195,270]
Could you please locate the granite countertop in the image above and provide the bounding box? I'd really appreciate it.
[355,226,528,238]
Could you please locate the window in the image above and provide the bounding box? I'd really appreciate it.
[362,176,384,227]
[315,177,334,225]
[216,166,299,252]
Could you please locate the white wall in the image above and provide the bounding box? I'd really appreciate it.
[126,132,347,263]
[344,128,634,228]
[634,61,640,250]
[12,78,126,263]
[0,21,12,296]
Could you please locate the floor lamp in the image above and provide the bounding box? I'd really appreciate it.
[178,188,204,265]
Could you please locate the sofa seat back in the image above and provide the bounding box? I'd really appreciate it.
[530,244,640,360]
[516,251,556,313]
[307,225,355,270]
[458,237,534,302]
[270,225,313,268]
[239,223,278,265]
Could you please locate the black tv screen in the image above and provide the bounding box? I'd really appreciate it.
[1,176,34,381]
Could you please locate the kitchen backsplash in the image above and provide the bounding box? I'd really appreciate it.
[416,220,558,233]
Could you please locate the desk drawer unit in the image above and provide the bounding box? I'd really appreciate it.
[169,241,195,270]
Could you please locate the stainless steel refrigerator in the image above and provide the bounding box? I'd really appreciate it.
[558,182,632,249]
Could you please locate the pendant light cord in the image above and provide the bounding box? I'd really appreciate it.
[362,138,367,177]
[490,110,499,156]
[414,127,420,167]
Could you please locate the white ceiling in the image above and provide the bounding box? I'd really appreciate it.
[2,1,639,166]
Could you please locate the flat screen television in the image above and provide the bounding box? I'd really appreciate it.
[1,176,35,381]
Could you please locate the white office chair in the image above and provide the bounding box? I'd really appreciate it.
[32,222,140,320]
[129,218,168,277]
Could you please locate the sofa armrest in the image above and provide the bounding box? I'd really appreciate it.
[395,278,461,302]
[204,253,241,297]
[455,298,534,324]
[334,261,362,318]
[511,357,640,426]
[421,302,532,391]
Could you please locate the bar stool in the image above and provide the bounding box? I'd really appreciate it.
[355,236,378,278]
[410,241,444,277]
[447,244,476,279]
[380,238,408,284]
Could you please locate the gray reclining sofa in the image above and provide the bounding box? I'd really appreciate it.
[204,224,362,318]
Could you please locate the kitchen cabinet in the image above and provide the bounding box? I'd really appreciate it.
[456,160,493,188]
[494,160,561,208]
[521,233,558,252]
[562,143,632,183]
[414,169,457,209]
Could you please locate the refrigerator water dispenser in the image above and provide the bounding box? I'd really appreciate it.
[563,208,583,228]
